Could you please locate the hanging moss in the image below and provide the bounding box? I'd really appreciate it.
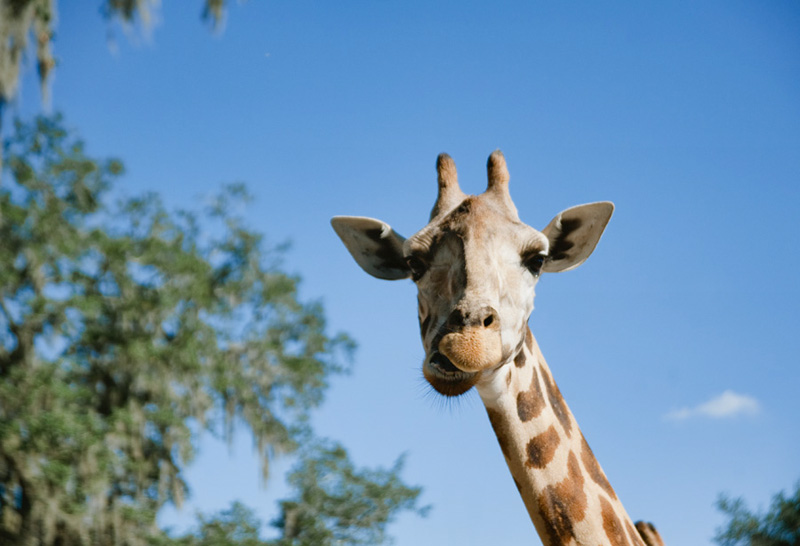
[0,115,354,546]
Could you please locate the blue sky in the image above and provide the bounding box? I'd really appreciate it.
[7,2,800,544]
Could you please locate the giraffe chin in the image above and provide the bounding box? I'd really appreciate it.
[424,353,480,397]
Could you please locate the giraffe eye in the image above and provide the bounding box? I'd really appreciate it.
[522,252,546,276]
[405,255,427,280]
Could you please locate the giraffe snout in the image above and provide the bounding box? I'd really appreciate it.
[446,305,499,331]
[439,305,503,373]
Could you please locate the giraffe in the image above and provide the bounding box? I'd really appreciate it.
[331,151,664,546]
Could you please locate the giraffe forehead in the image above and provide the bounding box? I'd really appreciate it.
[406,195,545,257]
[438,195,518,237]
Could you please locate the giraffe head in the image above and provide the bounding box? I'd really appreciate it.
[332,151,613,397]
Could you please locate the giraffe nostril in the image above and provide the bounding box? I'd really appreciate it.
[479,306,498,329]
[446,309,465,329]
[447,306,498,329]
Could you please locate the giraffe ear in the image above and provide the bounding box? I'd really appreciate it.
[331,216,411,280]
[540,202,614,273]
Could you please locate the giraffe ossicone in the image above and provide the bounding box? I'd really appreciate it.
[332,151,664,546]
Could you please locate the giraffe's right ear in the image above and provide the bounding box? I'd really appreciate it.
[331,216,411,280]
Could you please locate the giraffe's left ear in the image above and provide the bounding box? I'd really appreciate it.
[331,216,411,280]
[540,202,614,273]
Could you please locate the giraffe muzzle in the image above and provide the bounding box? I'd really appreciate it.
[438,326,503,373]
[423,352,480,397]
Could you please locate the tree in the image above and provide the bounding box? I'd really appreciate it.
[269,440,428,546]
[715,481,800,546]
[0,115,355,545]
[156,502,267,546]
[153,442,427,546]
[0,0,233,121]
[0,0,56,113]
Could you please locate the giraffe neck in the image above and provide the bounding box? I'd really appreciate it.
[476,326,645,546]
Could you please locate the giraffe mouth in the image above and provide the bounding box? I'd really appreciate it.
[430,353,464,375]
[423,352,480,397]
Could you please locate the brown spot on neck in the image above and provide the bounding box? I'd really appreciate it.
[516,367,546,422]
[525,425,560,469]
[600,495,631,546]
[537,451,587,545]
[542,367,572,437]
[580,433,617,500]
[486,408,512,460]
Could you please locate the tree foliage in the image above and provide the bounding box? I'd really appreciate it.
[715,481,800,546]
[0,115,353,545]
[0,0,234,111]
[0,0,55,108]
[153,502,266,546]
[270,440,428,546]
[154,443,427,546]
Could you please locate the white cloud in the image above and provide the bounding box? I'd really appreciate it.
[665,390,761,421]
